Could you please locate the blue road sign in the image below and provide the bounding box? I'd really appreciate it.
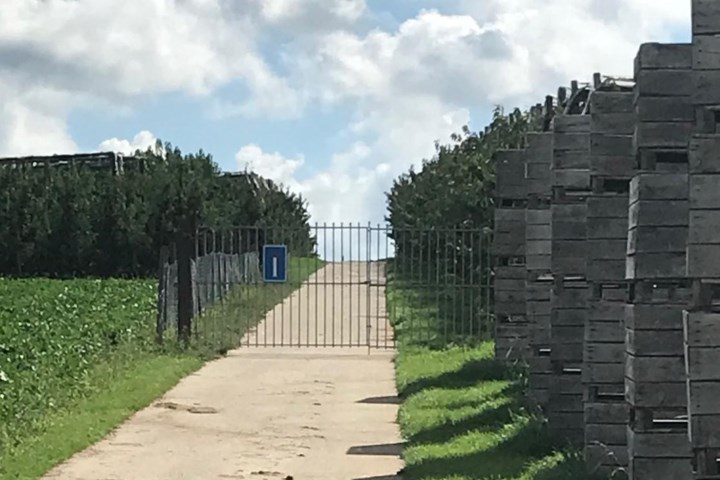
[263,245,288,283]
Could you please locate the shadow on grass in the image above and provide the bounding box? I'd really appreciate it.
[399,356,518,399]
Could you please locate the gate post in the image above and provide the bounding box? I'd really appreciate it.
[176,216,196,346]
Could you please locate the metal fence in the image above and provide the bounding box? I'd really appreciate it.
[156,224,494,350]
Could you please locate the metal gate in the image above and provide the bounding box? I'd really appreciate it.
[157,224,493,350]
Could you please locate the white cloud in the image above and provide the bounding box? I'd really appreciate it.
[0,0,691,229]
[236,144,305,190]
[99,130,158,155]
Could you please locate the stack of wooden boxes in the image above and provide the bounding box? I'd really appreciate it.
[494,149,530,360]
[625,42,694,480]
[525,98,555,406]
[548,84,592,446]
[583,75,636,476]
[684,2,720,478]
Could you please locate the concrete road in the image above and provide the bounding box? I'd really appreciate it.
[44,263,404,480]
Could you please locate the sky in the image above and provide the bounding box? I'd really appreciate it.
[0,0,692,231]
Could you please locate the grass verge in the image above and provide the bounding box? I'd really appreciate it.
[0,257,322,479]
[389,283,594,480]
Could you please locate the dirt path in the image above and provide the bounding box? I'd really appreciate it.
[44,263,404,480]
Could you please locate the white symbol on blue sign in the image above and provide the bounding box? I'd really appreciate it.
[263,245,288,283]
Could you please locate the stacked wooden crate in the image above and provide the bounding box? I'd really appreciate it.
[625,42,694,480]
[685,3,720,478]
[525,100,555,406]
[494,149,529,361]
[548,84,591,446]
[583,76,636,477]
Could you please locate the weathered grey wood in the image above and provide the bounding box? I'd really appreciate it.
[590,91,634,114]
[585,424,627,446]
[690,174,720,208]
[684,311,720,346]
[494,266,526,278]
[552,309,587,329]
[583,363,624,384]
[553,115,591,134]
[552,202,587,218]
[634,122,693,149]
[527,301,551,316]
[551,240,587,258]
[626,378,688,408]
[627,226,688,253]
[551,343,584,361]
[625,354,686,382]
[495,289,526,303]
[554,133,591,152]
[586,239,627,260]
[634,43,692,73]
[635,69,694,97]
[591,113,635,135]
[589,300,625,319]
[588,260,626,281]
[553,150,590,169]
[552,169,590,189]
[551,220,586,239]
[687,245,720,278]
[552,257,587,275]
[526,209,551,224]
[626,304,685,330]
[585,321,624,342]
[628,201,689,227]
[494,301,527,316]
[584,402,628,423]
[628,430,692,459]
[685,346,720,381]
[690,134,720,173]
[549,391,585,412]
[526,132,554,151]
[585,343,624,363]
[551,375,585,394]
[526,255,551,271]
[552,325,585,344]
[587,218,628,239]
[689,416,720,448]
[552,284,591,305]
[693,70,720,104]
[525,223,551,239]
[628,457,693,480]
[494,278,526,291]
[588,196,629,217]
[494,208,526,222]
[590,155,636,176]
[688,382,720,415]
[694,34,720,70]
[594,285,627,302]
[526,162,550,179]
[626,252,688,279]
[629,174,689,203]
[626,329,685,356]
[525,242,551,256]
[527,284,551,301]
[591,133,634,156]
[636,96,694,122]
[693,0,720,33]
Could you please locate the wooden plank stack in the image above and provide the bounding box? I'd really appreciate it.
[547,84,591,446]
[625,42,694,480]
[583,75,636,476]
[684,2,720,478]
[525,97,555,406]
[494,149,530,360]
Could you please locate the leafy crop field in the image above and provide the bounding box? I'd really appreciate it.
[0,278,158,447]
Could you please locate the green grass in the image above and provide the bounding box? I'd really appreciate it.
[389,284,594,480]
[0,256,322,479]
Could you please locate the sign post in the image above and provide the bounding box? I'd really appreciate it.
[263,245,288,283]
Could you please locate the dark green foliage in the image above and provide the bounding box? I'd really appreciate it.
[385,107,543,341]
[0,141,315,277]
